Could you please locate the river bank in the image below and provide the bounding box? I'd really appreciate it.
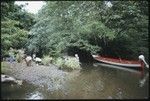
[1,61,81,91]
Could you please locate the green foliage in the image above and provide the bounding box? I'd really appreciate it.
[102,1,149,59]
[42,55,53,66]
[14,11,36,31]
[1,19,28,50]
[63,57,81,70]
[53,57,81,70]
[1,2,35,30]
[1,1,16,20]
[1,2,35,59]
[28,1,116,57]
[5,1,147,61]
[54,57,65,68]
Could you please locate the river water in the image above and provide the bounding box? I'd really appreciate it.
[1,63,149,99]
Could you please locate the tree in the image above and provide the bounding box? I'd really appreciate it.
[28,1,148,61]
[101,1,149,59]
[1,2,35,59]
[1,19,28,48]
[27,1,116,57]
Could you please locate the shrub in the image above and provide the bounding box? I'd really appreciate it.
[54,56,81,70]
[63,57,81,70]
[42,55,53,66]
[16,53,22,63]
[54,57,65,68]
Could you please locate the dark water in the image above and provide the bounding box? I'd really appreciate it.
[1,63,149,99]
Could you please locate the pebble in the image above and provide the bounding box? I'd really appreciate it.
[4,62,69,91]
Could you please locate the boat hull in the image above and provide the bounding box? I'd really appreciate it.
[93,56,141,69]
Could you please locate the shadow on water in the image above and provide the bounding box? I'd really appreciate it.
[1,63,149,99]
[1,81,39,99]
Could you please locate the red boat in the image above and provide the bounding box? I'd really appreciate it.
[92,55,143,70]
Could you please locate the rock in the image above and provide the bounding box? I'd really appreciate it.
[1,74,23,85]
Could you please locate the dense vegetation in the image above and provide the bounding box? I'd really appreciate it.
[1,1,35,58]
[1,1,149,62]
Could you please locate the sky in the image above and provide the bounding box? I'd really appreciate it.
[15,1,112,14]
[15,1,46,14]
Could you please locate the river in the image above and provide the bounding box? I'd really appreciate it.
[1,62,149,99]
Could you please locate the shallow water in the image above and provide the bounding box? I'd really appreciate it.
[1,63,149,99]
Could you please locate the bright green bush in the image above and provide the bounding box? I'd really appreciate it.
[54,57,81,70]
[63,57,81,70]
[42,55,53,66]
[54,57,65,68]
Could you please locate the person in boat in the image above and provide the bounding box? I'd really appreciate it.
[138,54,149,69]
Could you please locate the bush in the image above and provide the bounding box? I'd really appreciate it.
[54,56,81,70]
[54,57,65,68]
[16,53,22,63]
[42,55,53,66]
[64,57,81,70]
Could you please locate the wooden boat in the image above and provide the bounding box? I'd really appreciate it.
[92,55,142,70]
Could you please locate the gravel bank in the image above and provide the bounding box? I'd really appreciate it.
[2,61,80,91]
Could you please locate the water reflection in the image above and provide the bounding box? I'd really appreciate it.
[27,91,43,99]
[139,72,149,87]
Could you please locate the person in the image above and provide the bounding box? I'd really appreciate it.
[75,54,79,60]
[138,54,149,70]
[24,54,32,66]
[32,53,42,65]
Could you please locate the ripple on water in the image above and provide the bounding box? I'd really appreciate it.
[27,91,43,99]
